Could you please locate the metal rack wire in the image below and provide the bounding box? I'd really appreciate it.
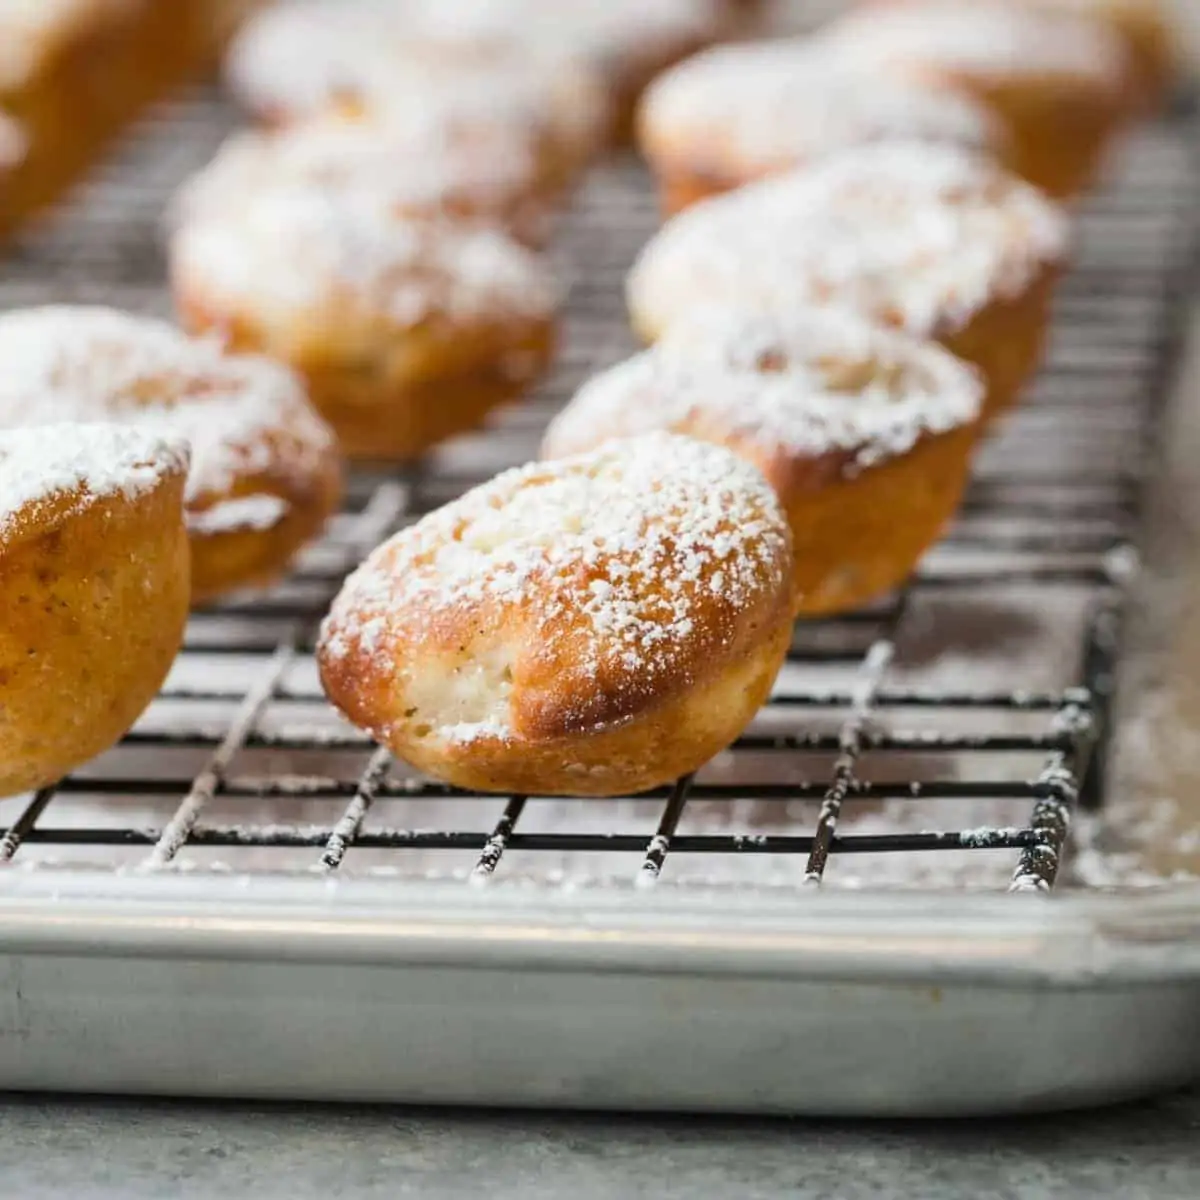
[1,88,1196,895]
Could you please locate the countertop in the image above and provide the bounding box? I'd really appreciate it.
[3,1089,1200,1199]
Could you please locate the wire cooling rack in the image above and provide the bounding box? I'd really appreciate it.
[0,89,1196,896]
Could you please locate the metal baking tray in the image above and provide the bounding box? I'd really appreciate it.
[0,86,1198,1116]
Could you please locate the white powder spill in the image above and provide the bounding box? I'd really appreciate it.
[629,140,1071,339]
[544,304,984,472]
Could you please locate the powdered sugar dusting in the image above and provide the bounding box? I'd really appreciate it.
[0,422,187,544]
[170,115,546,234]
[173,187,559,327]
[321,433,790,741]
[224,4,608,152]
[441,716,511,745]
[187,493,289,536]
[223,3,417,121]
[0,306,335,516]
[331,37,610,162]
[630,140,1071,339]
[545,305,984,471]
[643,41,1006,167]
[414,0,724,69]
[824,1,1130,85]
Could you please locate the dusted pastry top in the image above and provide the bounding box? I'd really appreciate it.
[0,306,335,526]
[629,140,1071,339]
[321,431,791,743]
[641,40,1006,169]
[171,189,560,328]
[0,420,187,546]
[546,304,985,475]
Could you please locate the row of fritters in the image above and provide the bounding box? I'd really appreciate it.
[0,0,1168,801]
[0,264,1019,801]
[315,300,997,798]
[2,0,696,798]
[313,0,1150,796]
[0,305,349,798]
[313,280,1037,798]
[165,0,695,464]
[1,131,1075,801]
[0,419,787,801]
[217,0,1179,217]
[165,130,1068,467]
[160,0,1165,472]
[6,0,1172,239]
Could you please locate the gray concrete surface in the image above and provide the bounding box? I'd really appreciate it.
[2,1089,1200,1199]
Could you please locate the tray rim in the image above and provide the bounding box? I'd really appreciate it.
[1,870,1198,987]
